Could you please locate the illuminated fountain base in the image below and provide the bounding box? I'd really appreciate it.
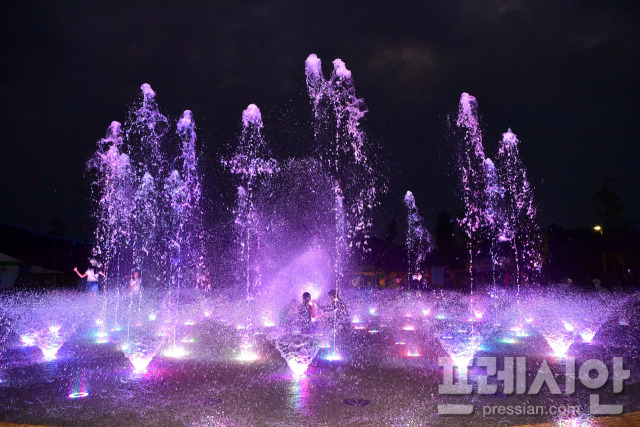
[274,334,321,376]
[0,288,638,426]
[119,326,166,372]
[33,325,75,361]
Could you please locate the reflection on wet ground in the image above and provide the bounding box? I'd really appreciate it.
[1,290,639,426]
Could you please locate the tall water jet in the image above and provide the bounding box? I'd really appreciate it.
[91,84,206,290]
[223,104,277,361]
[162,112,204,292]
[304,53,383,287]
[495,129,542,287]
[305,54,384,358]
[0,315,10,381]
[176,110,206,289]
[455,93,489,291]
[129,83,169,178]
[484,158,505,291]
[404,191,433,289]
[165,170,188,291]
[126,83,171,286]
[132,172,157,276]
[88,122,135,284]
[223,104,277,300]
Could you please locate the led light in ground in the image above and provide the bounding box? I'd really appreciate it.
[20,334,35,346]
[580,329,596,343]
[68,391,89,399]
[163,346,188,358]
[562,321,575,332]
[129,355,154,373]
[42,346,61,360]
[407,347,420,357]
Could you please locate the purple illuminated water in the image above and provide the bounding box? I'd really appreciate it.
[1,55,639,426]
[495,128,542,285]
[404,191,434,288]
[89,84,205,290]
[223,103,278,301]
[455,93,489,289]
[453,94,542,292]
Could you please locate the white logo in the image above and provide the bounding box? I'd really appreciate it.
[437,357,630,415]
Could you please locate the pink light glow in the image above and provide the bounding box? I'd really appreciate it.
[402,325,415,331]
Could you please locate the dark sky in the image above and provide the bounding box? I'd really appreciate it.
[1,1,638,240]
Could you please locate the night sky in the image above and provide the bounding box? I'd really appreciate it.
[1,1,638,241]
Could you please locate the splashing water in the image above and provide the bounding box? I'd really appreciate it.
[495,128,542,285]
[119,326,166,373]
[274,334,322,376]
[89,84,205,291]
[404,191,434,289]
[223,104,278,301]
[454,93,488,290]
[305,53,383,258]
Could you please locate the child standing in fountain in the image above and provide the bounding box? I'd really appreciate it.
[74,258,105,294]
[129,271,141,293]
[324,289,350,332]
[297,292,318,333]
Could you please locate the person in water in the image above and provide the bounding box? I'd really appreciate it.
[324,289,350,332]
[297,292,319,333]
[129,271,141,293]
[74,258,105,294]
